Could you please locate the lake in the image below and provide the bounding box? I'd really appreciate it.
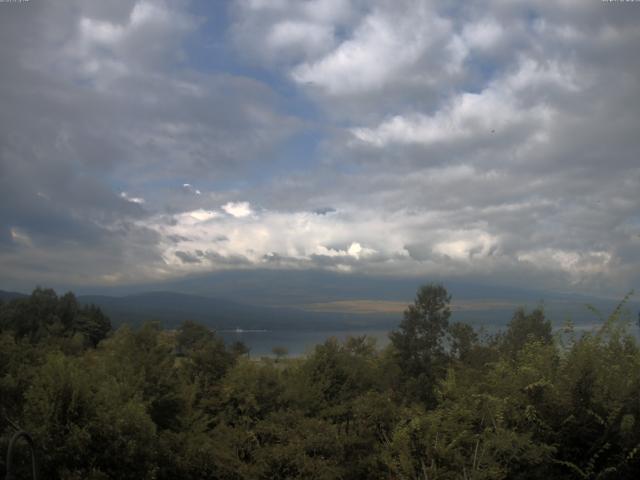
[218,328,392,357]
[217,315,640,357]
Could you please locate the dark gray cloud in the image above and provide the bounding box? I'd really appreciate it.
[223,0,640,294]
[1,0,639,296]
[175,250,201,264]
[0,0,302,289]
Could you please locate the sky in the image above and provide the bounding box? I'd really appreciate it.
[1,0,639,297]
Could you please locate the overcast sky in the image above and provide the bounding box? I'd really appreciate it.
[1,0,639,296]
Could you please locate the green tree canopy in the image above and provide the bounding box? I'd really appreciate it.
[389,283,451,406]
[501,306,552,357]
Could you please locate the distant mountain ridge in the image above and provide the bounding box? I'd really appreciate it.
[71,269,634,307]
[77,291,396,331]
[2,288,392,330]
[2,279,637,333]
[0,290,27,302]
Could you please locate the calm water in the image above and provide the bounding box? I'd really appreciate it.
[217,312,640,358]
[219,329,391,357]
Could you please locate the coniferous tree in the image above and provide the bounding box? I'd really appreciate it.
[389,283,451,407]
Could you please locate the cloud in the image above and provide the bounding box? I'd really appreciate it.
[175,250,201,264]
[129,199,628,293]
[1,0,639,297]
[181,209,219,223]
[517,249,613,281]
[0,0,300,289]
[222,202,253,218]
[182,184,202,195]
[266,21,336,60]
[348,53,585,151]
[231,0,356,65]
[120,192,146,204]
[432,231,498,261]
[461,18,504,51]
[291,3,454,96]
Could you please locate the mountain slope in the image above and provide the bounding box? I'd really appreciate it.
[77,291,396,330]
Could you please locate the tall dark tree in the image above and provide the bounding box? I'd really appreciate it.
[389,283,451,406]
[448,321,478,363]
[75,304,111,347]
[56,291,79,333]
[501,306,552,357]
[176,320,216,354]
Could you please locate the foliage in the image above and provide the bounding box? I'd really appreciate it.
[389,283,451,406]
[1,286,639,479]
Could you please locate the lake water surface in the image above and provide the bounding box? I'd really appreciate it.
[217,312,640,357]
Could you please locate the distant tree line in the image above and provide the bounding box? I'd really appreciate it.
[1,285,639,479]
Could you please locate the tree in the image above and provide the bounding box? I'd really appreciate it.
[272,346,288,361]
[75,304,111,347]
[57,292,79,332]
[501,307,552,357]
[229,340,250,359]
[23,353,158,479]
[176,320,216,353]
[449,321,478,363]
[389,283,451,407]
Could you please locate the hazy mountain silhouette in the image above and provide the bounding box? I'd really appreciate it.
[2,271,636,332]
[75,291,396,331]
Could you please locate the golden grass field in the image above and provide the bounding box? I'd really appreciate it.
[302,299,519,315]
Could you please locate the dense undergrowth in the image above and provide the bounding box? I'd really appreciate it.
[1,286,639,479]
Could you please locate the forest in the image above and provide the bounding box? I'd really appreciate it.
[1,285,639,479]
